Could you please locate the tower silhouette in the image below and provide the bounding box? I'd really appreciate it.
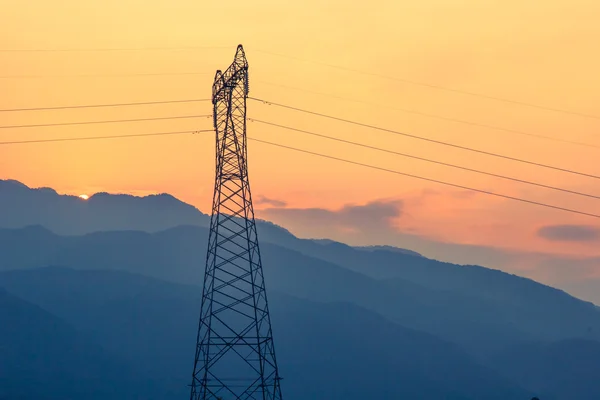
[190,45,283,400]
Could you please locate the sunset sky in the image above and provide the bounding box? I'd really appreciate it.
[1,1,600,300]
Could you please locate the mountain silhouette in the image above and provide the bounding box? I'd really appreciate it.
[492,338,600,399]
[0,267,531,400]
[0,288,151,400]
[0,224,598,360]
[0,179,209,235]
[0,179,298,241]
[1,179,599,398]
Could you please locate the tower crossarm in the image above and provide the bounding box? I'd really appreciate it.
[212,45,249,104]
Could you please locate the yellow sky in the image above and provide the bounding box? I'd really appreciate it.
[1,0,600,270]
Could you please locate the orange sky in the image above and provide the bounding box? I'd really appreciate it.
[1,0,600,292]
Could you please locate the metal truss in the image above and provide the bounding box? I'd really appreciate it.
[190,45,283,400]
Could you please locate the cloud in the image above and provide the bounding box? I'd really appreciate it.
[260,199,403,234]
[258,197,600,304]
[254,195,287,208]
[537,225,600,242]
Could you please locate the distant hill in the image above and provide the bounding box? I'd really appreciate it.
[0,288,149,400]
[2,179,600,397]
[0,179,208,235]
[492,339,600,400]
[353,244,423,257]
[0,179,298,241]
[0,224,598,361]
[0,267,531,400]
[1,180,587,331]
[312,240,423,257]
[262,234,600,344]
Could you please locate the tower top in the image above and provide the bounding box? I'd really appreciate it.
[233,44,248,69]
[212,44,249,101]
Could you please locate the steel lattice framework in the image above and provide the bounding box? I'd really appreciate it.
[190,45,283,400]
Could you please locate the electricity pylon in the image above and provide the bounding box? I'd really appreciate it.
[190,45,283,400]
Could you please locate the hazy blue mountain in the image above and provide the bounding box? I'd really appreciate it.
[0,267,531,400]
[352,244,423,257]
[1,225,599,361]
[3,179,592,339]
[0,226,537,360]
[0,179,208,235]
[258,234,600,347]
[491,339,600,400]
[2,179,600,396]
[3,180,593,335]
[0,288,150,400]
[0,179,297,241]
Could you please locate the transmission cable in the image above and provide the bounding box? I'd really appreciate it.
[0,72,211,79]
[247,137,600,219]
[250,119,600,200]
[8,45,595,119]
[256,80,599,149]
[0,130,212,145]
[0,46,229,52]
[0,115,212,129]
[249,98,600,180]
[0,99,210,113]
[0,121,595,218]
[255,49,600,120]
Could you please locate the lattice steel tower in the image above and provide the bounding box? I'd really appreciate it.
[190,45,283,400]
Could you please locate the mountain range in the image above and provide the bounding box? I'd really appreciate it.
[1,267,534,400]
[1,179,599,399]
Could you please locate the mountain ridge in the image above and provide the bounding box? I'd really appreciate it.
[0,288,150,399]
[0,223,598,361]
[1,179,598,398]
[0,266,532,400]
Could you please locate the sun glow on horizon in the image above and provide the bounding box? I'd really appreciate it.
[79,194,89,200]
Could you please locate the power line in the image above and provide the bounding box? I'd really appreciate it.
[0,114,594,217]
[248,137,600,219]
[0,99,210,113]
[0,115,212,130]
[255,49,600,120]
[0,130,211,145]
[7,45,596,119]
[250,98,600,180]
[256,80,600,149]
[0,45,230,53]
[250,119,600,200]
[0,72,212,79]
[0,130,212,145]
